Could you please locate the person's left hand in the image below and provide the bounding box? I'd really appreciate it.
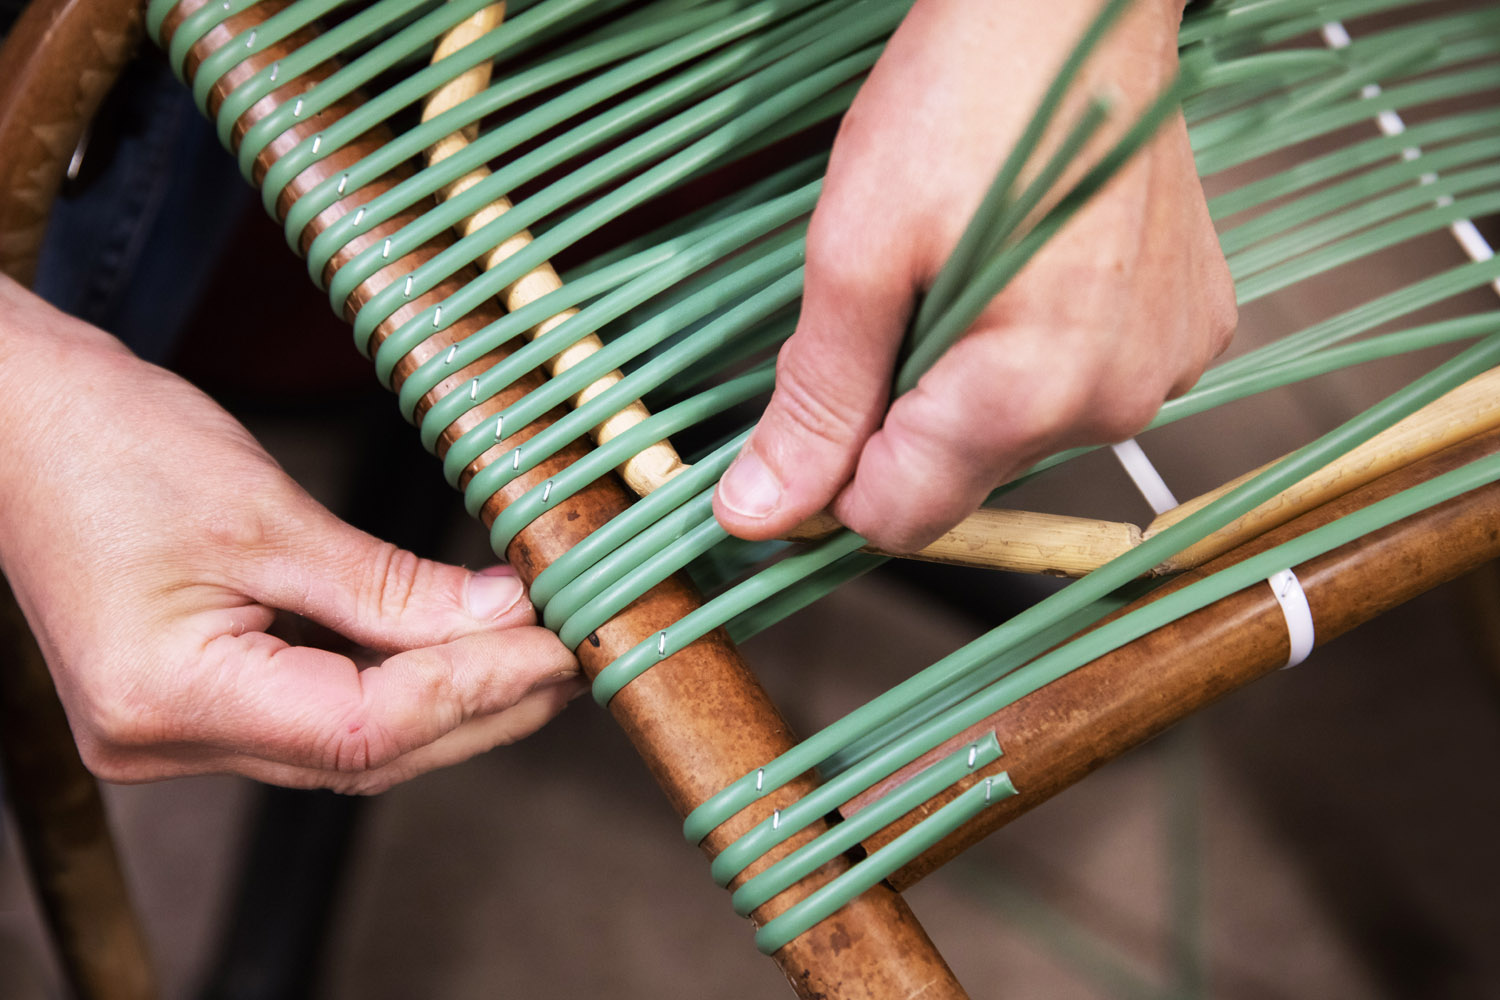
[0,275,582,794]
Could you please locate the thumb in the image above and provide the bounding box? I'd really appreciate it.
[714,209,914,541]
[251,507,535,651]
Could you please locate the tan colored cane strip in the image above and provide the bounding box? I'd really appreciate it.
[419,3,686,498]
[1145,366,1500,573]
[880,508,1143,576]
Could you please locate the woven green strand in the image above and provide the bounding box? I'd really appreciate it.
[732,734,1003,917]
[685,333,1500,847]
[754,773,1018,954]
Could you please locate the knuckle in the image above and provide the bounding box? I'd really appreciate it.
[995,369,1096,454]
[361,544,426,624]
[320,711,403,775]
[82,683,154,751]
[803,207,867,292]
[331,771,401,796]
[1208,290,1239,357]
[1201,256,1239,357]
[75,740,137,784]
[1090,390,1161,443]
[203,505,278,556]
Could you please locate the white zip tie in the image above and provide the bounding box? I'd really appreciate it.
[1321,20,1500,297]
[1111,437,1312,664]
[1266,568,1315,669]
[1111,438,1178,516]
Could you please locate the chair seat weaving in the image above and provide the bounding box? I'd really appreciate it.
[147,0,1500,982]
[4,0,1498,994]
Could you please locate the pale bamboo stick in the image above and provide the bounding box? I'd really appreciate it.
[419,4,686,497]
[870,508,1142,577]
[1145,366,1500,573]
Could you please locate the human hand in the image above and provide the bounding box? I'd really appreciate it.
[714,0,1237,552]
[0,277,580,794]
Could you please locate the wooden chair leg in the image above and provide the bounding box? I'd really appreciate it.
[0,577,158,1000]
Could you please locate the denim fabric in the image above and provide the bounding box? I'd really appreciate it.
[32,54,253,363]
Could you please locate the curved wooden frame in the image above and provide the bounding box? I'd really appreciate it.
[2,2,1498,998]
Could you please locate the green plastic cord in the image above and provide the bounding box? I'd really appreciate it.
[731,733,1003,917]
[718,401,1500,894]
[190,0,347,114]
[685,331,1500,848]
[158,0,1500,957]
[307,0,835,293]
[754,772,1019,954]
[1206,109,1500,220]
[548,487,719,636]
[418,225,804,454]
[531,431,748,610]
[343,8,889,353]
[281,0,739,254]
[1217,134,1500,256]
[592,529,870,706]
[489,364,776,553]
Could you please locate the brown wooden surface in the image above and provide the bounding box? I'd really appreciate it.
[161,3,963,996]
[0,576,158,1000]
[0,0,144,284]
[847,426,1500,890]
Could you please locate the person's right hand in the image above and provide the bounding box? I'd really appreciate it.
[0,275,581,794]
[714,0,1237,553]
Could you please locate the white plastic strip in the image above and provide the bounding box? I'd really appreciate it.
[1266,568,1315,669]
[1111,438,1179,516]
[1320,20,1500,297]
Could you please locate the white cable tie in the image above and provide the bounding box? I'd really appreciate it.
[1322,20,1499,297]
[1111,438,1179,516]
[1266,568,1315,669]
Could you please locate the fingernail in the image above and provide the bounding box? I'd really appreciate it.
[467,565,524,619]
[718,449,782,520]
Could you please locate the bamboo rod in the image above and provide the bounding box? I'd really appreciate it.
[1145,366,1500,573]
[868,507,1142,576]
[845,425,1500,889]
[166,5,965,996]
[417,3,687,499]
